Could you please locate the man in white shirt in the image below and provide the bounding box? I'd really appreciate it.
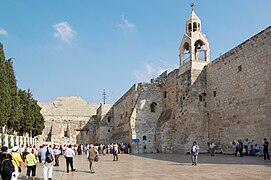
[64,145,76,173]
[38,143,54,180]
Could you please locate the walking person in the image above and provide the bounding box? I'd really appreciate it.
[263,138,270,161]
[191,141,199,166]
[38,142,54,180]
[87,145,95,173]
[113,144,118,161]
[0,146,15,180]
[25,148,37,180]
[234,140,240,156]
[10,146,25,180]
[64,145,76,173]
[53,146,61,166]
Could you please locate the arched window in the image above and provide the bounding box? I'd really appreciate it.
[193,22,197,32]
[183,42,190,63]
[188,23,192,32]
[150,102,157,113]
[194,40,206,61]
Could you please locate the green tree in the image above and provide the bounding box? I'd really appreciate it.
[0,43,11,127]
[18,89,44,136]
[5,58,23,133]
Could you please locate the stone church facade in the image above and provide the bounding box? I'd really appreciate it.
[39,10,271,154]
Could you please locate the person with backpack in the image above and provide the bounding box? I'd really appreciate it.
[0,146,15,180]
[25,148,37,180]
[10,146,25,180]
[38,143,54,180]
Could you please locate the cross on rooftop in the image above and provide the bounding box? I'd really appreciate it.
[191,3,195,11]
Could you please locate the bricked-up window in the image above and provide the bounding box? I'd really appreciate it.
[107,117,111,123]
[213,91,217,97]
[238,65,242,72]
[164,91,167,98]
[150,102,157,112]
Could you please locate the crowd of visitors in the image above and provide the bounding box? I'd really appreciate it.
[0,142,130,180]
[0,138,268,179]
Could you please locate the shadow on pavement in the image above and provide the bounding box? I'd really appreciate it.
[131,153,271,167]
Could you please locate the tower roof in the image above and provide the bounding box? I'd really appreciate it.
[187,10,201,23]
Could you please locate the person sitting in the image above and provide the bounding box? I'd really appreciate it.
[254,144,260,155]
[249,144,255,156]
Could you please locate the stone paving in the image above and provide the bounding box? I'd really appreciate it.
[18,153,271,180]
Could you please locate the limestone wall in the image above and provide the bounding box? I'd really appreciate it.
[96,104,113,144]
[206,26,271,152]
[38,96,100,145]
[131,83,163,153]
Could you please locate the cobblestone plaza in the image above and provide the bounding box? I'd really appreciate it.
[18,154,271,180]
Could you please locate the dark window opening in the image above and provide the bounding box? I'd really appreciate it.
[213,91,217,97]
[64,131,69,138]
[238,65,242,72]
[120,114,123,119]
[199,95,203,102]
[164,91,167,98]
[107,117,111,123]
[143,135,147,141]
[108,129,110,132]
[150,102,157,113]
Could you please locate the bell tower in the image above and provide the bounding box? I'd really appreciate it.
[175,4,210,153]
[179,4,210,67]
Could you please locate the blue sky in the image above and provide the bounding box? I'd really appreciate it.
[0,1,270,104]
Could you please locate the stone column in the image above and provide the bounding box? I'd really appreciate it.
[9,135,14,147]
[0,133,2,145]
[19,136,23,146]
[27,137,30,146]
[23,137,27,146]
[3,134,9,147]
[15,136,19,146]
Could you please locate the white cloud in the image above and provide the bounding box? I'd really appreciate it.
[134,60,178,82]
[118,15,135,29]
[0,28,8,36]
[53,21,76,43]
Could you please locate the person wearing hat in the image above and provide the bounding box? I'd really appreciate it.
[25,148,37,180]
[10,146,25,180]
[0,146,16,180]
